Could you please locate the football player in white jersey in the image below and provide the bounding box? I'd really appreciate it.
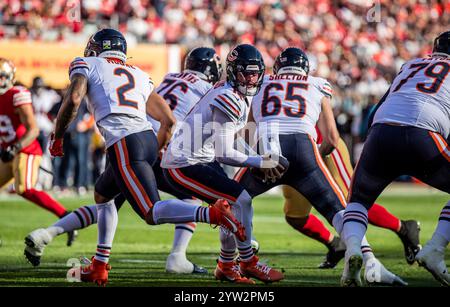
[47,29,245,285]
[162,44,287,284]
[24,47,222,275]
[232,47,406,286]
[342,31,450,287]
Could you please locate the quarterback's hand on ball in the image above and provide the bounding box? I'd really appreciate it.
[0,144,20,163]
[49,133,64,157]
[260,154,289,183]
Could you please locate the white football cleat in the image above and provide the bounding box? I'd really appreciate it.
[165,252,207,274]
[416,241,449,287]
[24,228,53,267]
[341,252,363,287]
[364,257,408,286]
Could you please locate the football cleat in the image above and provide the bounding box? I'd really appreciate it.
[215,261,255,284]
[66,230,78,247]
[166,252,207,274]
[396,220,421,265]
[341,253,363,287]
[416,241,449,287]
[192,263,208,274]
[69,257,110,286]
[24,228,52,267]
[319,237,346,269]
[364,257,408,286]
[240,255,284,283]
[210,199,246,242]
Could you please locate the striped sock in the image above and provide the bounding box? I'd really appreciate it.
[435,202,450,244]
[238,245,254,262]
[94,244,111,263]
[343,203,368,256]
[361,236,375,264]
[219,248,237,263]
[361,246,373,257]
[47,205,97,238]
[343,203,369,230]
[73,205,97,228]
[95,201,117,264]
[195,206,210,223]
[171,223,196,254]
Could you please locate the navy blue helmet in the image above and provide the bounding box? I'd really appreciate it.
[184,47,223,84]
[273,47,310,75]
[432,31,450,56]
[84,28,127,62]
[226,44,265,96]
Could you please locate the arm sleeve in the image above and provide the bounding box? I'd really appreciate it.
[69,57,90,80]
[212,108,263,168]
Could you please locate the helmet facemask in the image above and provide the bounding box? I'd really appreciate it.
[226,44,265,96]
[235,67,264,96]
[84,36,102,57]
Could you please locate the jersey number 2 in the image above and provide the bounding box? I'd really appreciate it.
[114,68,138,108]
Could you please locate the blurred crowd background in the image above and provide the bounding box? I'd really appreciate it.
[1,0,448,193]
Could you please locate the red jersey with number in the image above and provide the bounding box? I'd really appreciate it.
[0,86,42,155]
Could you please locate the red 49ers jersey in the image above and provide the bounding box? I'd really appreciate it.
[0,86,42,155]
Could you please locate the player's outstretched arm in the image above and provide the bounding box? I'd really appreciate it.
[317,96,340,157]
[146,91,176,151]
[213,108,285,175]
[54,74,88,139]
[15,103,39,151]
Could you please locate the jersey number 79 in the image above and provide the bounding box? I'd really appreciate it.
[393,61,449,94]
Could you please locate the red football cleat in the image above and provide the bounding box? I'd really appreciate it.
[214,261,255,284]
[209,199,246,242]
[240,255,284,283]
[78,258,110,286]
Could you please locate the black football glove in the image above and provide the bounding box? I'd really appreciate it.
[251,154,290,184]
[0,144,20,163]
[265,154,289,183]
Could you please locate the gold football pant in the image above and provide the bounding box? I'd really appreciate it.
[0,153,41,194]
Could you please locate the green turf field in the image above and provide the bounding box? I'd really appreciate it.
[0,186,448,287]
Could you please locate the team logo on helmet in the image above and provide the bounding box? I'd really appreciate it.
[227,49,238,62]
[103,40,111,50]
